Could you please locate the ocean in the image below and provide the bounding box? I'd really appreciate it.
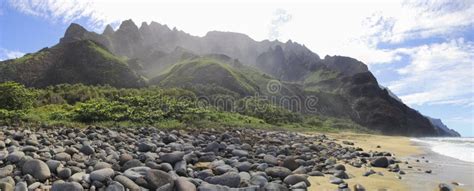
[412,137,474,163]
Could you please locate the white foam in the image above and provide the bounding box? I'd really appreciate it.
[412,137,474,163]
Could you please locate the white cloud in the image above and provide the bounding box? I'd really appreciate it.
[0,48,25,61]
[388,38,474,106]
[268,9,292,40]
[363,0,474,44]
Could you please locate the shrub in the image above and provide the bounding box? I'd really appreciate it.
[72,94,209,124]
[235,97,303,124]
[73,99,130,123]
[0,109,26,124]
[0,82,36,110]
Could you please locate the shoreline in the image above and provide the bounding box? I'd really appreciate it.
[308,133,419,191]
[402,140,474,191]
[308,133,474,191]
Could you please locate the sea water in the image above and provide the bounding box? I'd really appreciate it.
[412,137,474,163]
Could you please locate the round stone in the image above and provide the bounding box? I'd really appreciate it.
[22,159,51,181]
[51,182,83,191]
[90,168,114,182]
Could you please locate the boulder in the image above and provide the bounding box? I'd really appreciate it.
[22,159,51,181]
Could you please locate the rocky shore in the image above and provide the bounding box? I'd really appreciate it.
[0,126,430,191]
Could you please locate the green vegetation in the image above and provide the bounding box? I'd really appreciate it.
[0,82,370,133]
[154,58,259,96]
[303,69,340,92]
[0,81,36,110]
[0,82,36,124]
[0,40,146,88]
[86,40,128,65]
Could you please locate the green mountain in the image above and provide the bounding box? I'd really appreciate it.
[0,20,458,136]
[0,40,146,88]
[152,57,259,97]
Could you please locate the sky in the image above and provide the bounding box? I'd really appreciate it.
[0,0,473,136]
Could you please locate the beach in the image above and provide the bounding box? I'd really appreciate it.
[403,140,474,191]
[307,132,474,191]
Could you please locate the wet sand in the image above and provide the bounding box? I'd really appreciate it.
[403,141,474,191]
[307,132,474,191]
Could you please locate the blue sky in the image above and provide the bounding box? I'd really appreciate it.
[1,0,473,136]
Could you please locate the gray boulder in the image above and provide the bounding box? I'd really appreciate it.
[51,182,83,191]
[90,168,114,182]
[22,159,51,181]
[145,169,174,190]
[205,172,240,188]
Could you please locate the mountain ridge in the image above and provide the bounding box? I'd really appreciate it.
[0,20,460,137]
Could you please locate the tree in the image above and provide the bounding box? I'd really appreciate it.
[0,82,36,110]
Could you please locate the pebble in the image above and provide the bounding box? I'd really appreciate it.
[370,157,389,168]
[283,174,310,186]
[114,175,141,191]
[329,177,344,184]
[205,172,241,188]
[145,169,174,189]
[54,152,72,161]
[51,181,84,191]
[79,145,95,155]
[265,166,292,179]
[175,177,197,191]
[160,151,185,164]
[0,126,418,191]
[6,151,24,163]
[354,183,366,191]
[58,168,72,179]
[438,183,453,191]
[105,181,125,191]
[14,182,27,191]
[90,168,114,182]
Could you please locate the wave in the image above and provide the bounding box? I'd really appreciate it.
[412,137,474,163]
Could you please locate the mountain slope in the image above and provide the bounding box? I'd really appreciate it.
[152,57,259,97]
[0,20,459,136]
[0,40,146,88]
[427,117,461,137]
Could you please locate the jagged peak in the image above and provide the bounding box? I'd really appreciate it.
[139,22,149,30]
[148,21,172,33]
[60,23,90,43]
[139,22,151,34]
[64,23,87,38]
[118,19,139,32]
[150,21,170,29]
[102,24,114,36]
[204,31,252,40]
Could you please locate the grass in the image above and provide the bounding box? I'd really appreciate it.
[156,57,259,96]
[11,50,49,64]
[86,40,128,65]
[303,69,340,91]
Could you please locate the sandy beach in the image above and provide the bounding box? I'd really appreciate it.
[307,132,474,191]
[403,141,474,191]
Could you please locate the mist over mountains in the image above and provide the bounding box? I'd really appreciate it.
[0,19,459,137]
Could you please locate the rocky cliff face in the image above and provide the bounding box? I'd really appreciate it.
[426,117,461,137]
[0,20,457,136]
